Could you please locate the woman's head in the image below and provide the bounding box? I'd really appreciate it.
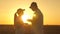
[17,8,25,15]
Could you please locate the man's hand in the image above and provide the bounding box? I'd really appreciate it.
[27,19,32,22]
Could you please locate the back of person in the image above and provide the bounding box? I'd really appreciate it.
[35,9,43,34]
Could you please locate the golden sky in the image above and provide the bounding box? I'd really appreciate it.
[0,0,60,25]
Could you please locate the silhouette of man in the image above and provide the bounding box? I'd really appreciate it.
[14,8,25,34]
[29,2,43,34]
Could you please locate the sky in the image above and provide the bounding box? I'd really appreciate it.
[0,0,60,25]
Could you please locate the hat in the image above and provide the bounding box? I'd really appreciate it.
[30,2,37,8]
[17,8,25,11]
[17,8,25,13]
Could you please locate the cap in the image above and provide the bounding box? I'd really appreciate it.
[30,2,37,8]
[17,8,25,11]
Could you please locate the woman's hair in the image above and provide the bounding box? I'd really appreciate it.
[17,8,25,14]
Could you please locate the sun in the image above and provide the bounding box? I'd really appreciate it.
[22,14,30,24]
[21,8,36,25]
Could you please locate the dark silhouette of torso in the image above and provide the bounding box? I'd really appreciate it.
[32,9,43,34]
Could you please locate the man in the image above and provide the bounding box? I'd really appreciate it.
[14,8,25,34]
[29,2,43,34]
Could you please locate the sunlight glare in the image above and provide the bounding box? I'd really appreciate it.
[21,8,36,25]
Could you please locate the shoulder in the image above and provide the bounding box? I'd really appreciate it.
[37,9,43,16]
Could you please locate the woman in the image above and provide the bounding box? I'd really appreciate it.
[14,8,25,34]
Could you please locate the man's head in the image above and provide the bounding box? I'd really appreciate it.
[30,2,38,11]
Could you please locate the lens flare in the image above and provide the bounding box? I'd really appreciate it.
[21,8,36,25]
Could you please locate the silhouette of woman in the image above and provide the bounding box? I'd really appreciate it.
[14,8,25,34]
